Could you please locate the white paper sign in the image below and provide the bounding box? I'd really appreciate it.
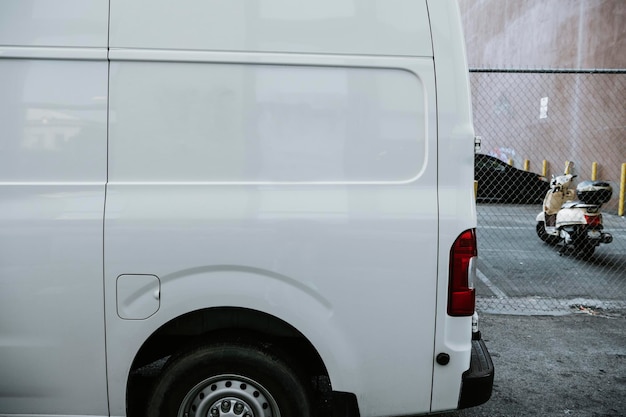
[540,96,549,119]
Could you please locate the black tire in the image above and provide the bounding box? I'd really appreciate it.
[536,221,559,245]
[146,341,313,417]
[575,240,596,259]
[571,227,596,259]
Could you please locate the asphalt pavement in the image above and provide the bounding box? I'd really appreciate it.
[441,310,626,417]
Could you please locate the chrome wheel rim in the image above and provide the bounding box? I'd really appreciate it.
[177,374,280,417]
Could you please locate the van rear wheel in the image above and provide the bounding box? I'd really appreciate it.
[146,342,312,417]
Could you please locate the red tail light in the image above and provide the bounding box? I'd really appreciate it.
[585,214,602,228]
[448,229,477,316]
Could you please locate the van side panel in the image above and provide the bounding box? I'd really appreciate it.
[110,0,432,57]
[108,61,426,183]
[0,2,109,413]
[0,0,108,48]
[105,56,438,417]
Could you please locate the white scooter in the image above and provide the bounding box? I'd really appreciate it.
[536,174,613,257]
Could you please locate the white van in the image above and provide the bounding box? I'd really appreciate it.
[0,1,493,416]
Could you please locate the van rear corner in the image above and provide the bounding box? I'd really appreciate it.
[451,230,494,412]
[431,227,494,413]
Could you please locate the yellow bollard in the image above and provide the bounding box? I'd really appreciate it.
[591,162,598,180]
[542,160,548,177]
[523,159,530,171]
[617,162,626,216]
[564,161,573,174]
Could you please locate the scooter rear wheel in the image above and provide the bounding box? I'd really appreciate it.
[575,240,596,259]
[571,226,596,259]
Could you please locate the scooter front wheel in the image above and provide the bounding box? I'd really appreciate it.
[536,221,559,245]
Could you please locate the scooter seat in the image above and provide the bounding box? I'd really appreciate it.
[561,200,598,209]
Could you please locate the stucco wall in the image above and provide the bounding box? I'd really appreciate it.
[459,0,626,211]
[458,0,626,69]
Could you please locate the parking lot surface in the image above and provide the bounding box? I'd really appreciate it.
[442,311,626,417]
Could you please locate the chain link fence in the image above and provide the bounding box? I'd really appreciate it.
[470,69,626,314]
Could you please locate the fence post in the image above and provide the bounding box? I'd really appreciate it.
[617,162,626,216]
[591,162,598,180]
[542,160,548,177]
